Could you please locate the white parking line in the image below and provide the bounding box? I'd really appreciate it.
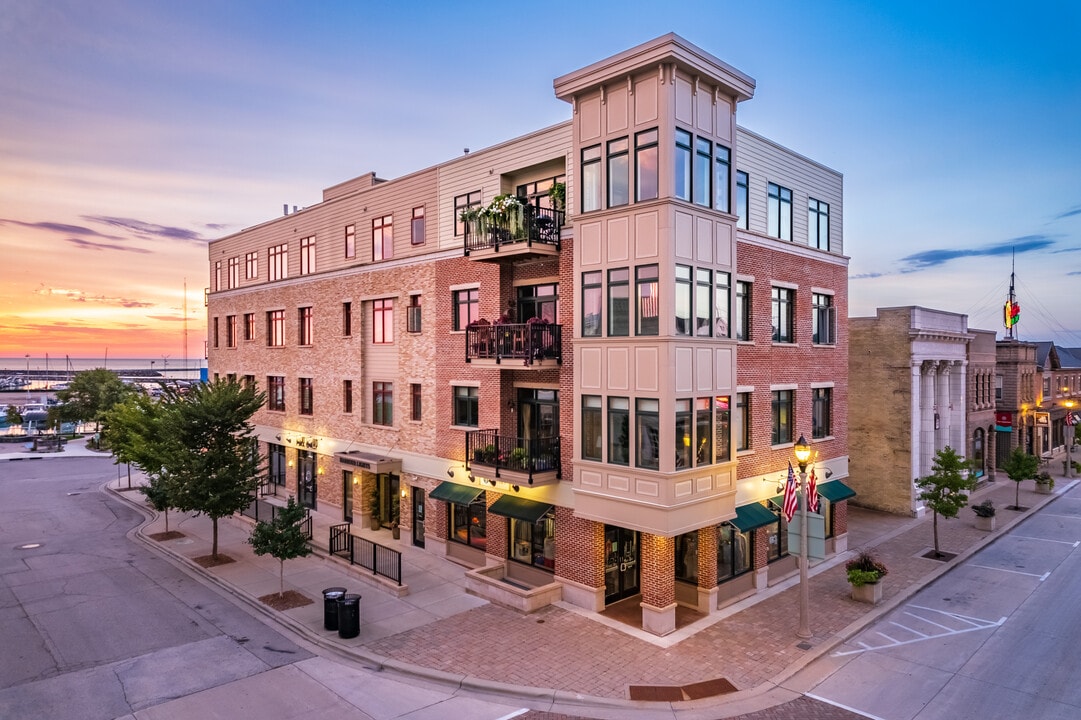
[805,693,887,720]
[834,605,1005,657]
[968,563,1049,579]
[1011,534,1080,546]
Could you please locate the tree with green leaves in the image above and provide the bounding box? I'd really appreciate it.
[4,405,21,426]
[1001,446,1040,510]
[916,446,975,558]
[160,378,266,559]
[51,368,134,433]
[247,497,312,598]
[102,392,166,491]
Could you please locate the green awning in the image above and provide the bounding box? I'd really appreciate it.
[817,480,856,503]
[488,494,554,523]
[429,481,484,505]
[728,503,778,532]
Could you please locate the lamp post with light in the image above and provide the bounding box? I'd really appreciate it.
[793,434,813,639]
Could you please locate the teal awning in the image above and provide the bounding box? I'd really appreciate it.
[429,481,483,505]
[728,503,778,532]
[488,495,554,523]
[817,480,856,503]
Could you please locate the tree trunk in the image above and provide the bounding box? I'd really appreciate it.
[212,518,219,559]
[164,507,170,534]
[279,559,285,598]
[932,512,940,556]
[1015,481,1020,508]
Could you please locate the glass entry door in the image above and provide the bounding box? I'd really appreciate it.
[297,450,316,509]
[412,487,425,548]
[342,471,353,522]
[604,525,640,604]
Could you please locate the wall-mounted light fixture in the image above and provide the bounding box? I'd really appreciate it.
[401,488,407,498]
[288,460,294,468]
[447,468,455,478]
[318,467,325,475]
[352,475,359,485]
[512,485,520,493]
[467,473,475,482]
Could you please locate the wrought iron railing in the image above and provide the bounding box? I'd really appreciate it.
[466,430,561,483]
[326,524,402,585]
[463,205,564,255]
[240,497,311,540]
[465,322,562,365]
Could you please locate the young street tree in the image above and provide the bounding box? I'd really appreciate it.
[102,394,176,531]
[916,446,975,558]
[51,368,135,433]
[161,378,266,559]
[247,496,312,598]
[1002,446,1040,510]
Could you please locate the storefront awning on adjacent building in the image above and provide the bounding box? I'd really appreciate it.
[334,451,402,475]
[429,481,484,505]
[816,480,857,503]
[488,495,554,523]
[728,502,777,532]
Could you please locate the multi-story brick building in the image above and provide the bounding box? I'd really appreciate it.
[207,34,850,635]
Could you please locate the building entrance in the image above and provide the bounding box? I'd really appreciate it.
[297,450,316,509]
[604,525,640,604]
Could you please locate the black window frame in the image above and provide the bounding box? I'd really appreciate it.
[771,286,794,344]
[635,128,658,202]
[771,389,793,446]
[453,385,479,427]
[606,137,630,208]
[767,182,793,241]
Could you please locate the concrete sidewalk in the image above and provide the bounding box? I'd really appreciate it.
[13,438,1076,717]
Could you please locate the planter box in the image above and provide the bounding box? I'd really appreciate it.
[1035,481,1054,495]
[851,581,883,604]
[974,515,996,531]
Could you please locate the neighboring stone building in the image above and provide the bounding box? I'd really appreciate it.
[1032,343,1081,460]
[994,339,1038,463]
[206,34,850,635]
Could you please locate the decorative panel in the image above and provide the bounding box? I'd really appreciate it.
[674,76,693,125]
[636,478,660,497]
[634,346,659,392]
[695,347,713,391]
[715,96,733,142]
[580,469,603,487]
[715,221,733,266]
[715,345,734,393]
[634,211,658,259]
[675,480,693,497]
[674,211,692,259]
[607,216,629,262]
[675,347,693,393]
[634,75,659,125]
[695,476,713,492]
[607,84,628,132]
[580,96,601,141]
[581,221,602,266]
[581,347,603,389]
[695,216,713,263]
[608,474,629,491]
[696,87,713,134]
[607,347,629,390]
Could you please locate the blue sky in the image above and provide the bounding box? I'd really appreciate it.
[1,0,1078,357]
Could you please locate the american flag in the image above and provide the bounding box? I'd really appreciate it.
[782,462,798,523]
[1067,412,1077,427]
[807,467,819,513]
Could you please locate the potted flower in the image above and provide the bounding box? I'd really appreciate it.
[548,181,566,212]
[390,504,400,540]
[1035,471,1054,495]
[366,481,382,530]
[971,499,996,531]
[846,551,888,604]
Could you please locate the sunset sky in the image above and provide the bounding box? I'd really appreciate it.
[2,0,1079,362]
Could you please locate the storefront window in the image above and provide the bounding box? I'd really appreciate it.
[450,497,486,550]
[763,501,788,562]
[717,524,752,582]
[509,512,555,571]
[675,532,698,583]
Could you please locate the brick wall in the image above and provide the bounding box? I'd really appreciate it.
[554,506,603,587]
[641,533,675,607]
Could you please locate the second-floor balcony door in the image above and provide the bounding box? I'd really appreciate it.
[517,283,558,324]
[518,388,558,442]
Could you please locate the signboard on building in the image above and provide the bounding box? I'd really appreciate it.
[1035,412,1050,427]
[994,412,1013,432]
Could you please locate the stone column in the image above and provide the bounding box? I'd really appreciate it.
[936,361,952,453]
[640,532,676,636]
[920,361,937,479]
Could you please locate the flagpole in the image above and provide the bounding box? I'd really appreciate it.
[794,435,812,639]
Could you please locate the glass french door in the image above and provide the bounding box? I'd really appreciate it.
[342,471,353,523]
[412,487,425,548]
[604,525,640,604]
[297,450,316,509]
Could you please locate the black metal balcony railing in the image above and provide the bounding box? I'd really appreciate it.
[463,205,564,255]
[466,429,561,483]
[465,322,562,365]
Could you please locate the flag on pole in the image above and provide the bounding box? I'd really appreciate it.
[807,467,819,513]
[1067,412,1077,427]
[782,462,798,523]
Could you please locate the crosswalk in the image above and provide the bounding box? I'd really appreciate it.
[832,603,1005,657]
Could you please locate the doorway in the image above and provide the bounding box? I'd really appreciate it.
[342,471,354,523]
[297,450,316,509]
[412,487,426,548]
[604,525,640,604]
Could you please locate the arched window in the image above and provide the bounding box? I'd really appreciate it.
[973,428,985,478]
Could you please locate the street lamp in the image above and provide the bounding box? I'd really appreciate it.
[793,434,813,640]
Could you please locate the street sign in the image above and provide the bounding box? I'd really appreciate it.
[787,511,826,561]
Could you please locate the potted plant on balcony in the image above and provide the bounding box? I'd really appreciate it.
[548,182,566,212]
[971,499,996,531]
[846,551,888,604]
[485,194,525,238]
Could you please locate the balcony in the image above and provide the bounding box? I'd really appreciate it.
[463,204,564,262]
[465,321,562,368]
[466,430,561,486]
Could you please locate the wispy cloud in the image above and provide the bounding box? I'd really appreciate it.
[0,218,120,239]
[65,237,152,253]
[851,272,884,280]
[1054,205,1081,221]
[34,285,154,308]
[83,215,208,245]
[899,235,1055,271]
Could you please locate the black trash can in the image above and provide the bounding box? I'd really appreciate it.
[337,593,361,639]
[322,587,347,631]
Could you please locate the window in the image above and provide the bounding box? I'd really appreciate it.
[608,397,629,466]
[225,315,236,348]
[715,271,730,338]
[582,271,602,337]
[714,395,731,462]
[212,317,219,348]
[675,399,692,469]
[344,224,356,258]
[607,137,629,207]
[736,281,751,341]
[243,313,255,341]
[674,129,692,201]
[767,183,792,241]
[808,198,830,250]
[772,287,794,343]
[812,387,832,439]
[763,502,789,562]
[372,298,393,344]
[582,395,602,461]
[995,375,1003,400]
[342,302,352,337]
[636,264,659,336]
[407,295,422,333]
[715,145,731,213]
[736,171,748,230]
[771,389,793,446]
[454,191,481,236]
[694,137,711,206]
[453,386,478,427]
[245,251,258,280]
[227,257,239,289]
[410,383,422,421]
[636,398,660,469]
[214,261,221,292]
[269,243,287,281]
[372,215,393,261]
[372,382,392,425]
[717,524,752,582]
[675,265,692,336]
[411,206,425,245]
[696,268,712,336]
[516,283,558,323]
[452,288,478,331]
[298,306,313,345]
[269,443,286,486]
[635,129,658,202]
[973,428,985,476]
[735,392,750,451]
[516,175,566,209]
[343,380,353,414]
[607,268,629,336]
[581,145,601,212]
[509,509,555,570]
[299,236,315,275]
[675,532,698,583]
[299,378,313,415]
[450,496,486,550]
[266,310,285,347]
[268,376,285,411]
[812,293,835,345]
[695,398,713,465]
